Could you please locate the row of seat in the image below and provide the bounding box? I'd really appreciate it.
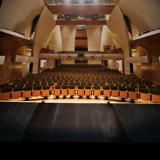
[1,64,159,103]
[0,85,160,103]
[6,82,156,91]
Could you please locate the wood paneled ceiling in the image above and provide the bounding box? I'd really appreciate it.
[48,4,115,14]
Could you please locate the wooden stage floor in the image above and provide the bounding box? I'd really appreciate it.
[0,102,160,142]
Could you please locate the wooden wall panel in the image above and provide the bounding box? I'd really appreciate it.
[75,40,88,48]
[131,33,160,85]
[76,29,87,37]
[0,31,31,85]
[105,48,124,54]
[48,4,115,14]
[56,20,107,25]
[40,48,55,53]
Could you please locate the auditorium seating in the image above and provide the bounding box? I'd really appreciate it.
[0,87,12,100]
[139,88,150,101]
[103,86,110,100]
[22,86,32,100]
[78,85,84,98]
[127,87,137,102]
[11,87,23,99]
[85,85,92,98]
[32,86,41,97]
[0,64,158,103]
[94,85,101,99]
[69,85,75,98]
[62,85,68,98]
[119,86,127,101]
[54,85,61,98]
[150,89,160,103]
[42,85,51,99]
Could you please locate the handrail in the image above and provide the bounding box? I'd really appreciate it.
[148,76,160,82]
[0,74,17,81]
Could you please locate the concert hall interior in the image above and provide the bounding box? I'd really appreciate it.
[0,0,160,142]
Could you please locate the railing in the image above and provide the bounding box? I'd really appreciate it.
[149,76,160,82]
[0,74,18,84]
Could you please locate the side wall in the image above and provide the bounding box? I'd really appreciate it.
[108,59,116,69]
[131,33,160,85]
[61,60,75,64]
[88,60,102,65]
[0,32,31,85]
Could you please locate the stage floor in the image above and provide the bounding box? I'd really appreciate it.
[0,102,160,142]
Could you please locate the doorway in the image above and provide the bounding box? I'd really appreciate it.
[117,63,119,70]
[29,63,33,74]
[130,63,133,75]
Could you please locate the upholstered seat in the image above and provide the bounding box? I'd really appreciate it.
[150,89,160,103]
[127,87,137,102]
[11,87,23,99]
[0,87,12,100]
[111,86,118,97]
[78,85,84,98]
[103,86,110,100]
[32,86,42,97]
[42,85,51,98]
[119,87,127,101]
[85,85,92,98]
[22,86,33,100]
[62,85,68,98]
[139,88,150,101]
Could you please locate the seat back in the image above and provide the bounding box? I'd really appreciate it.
[13,87,23,92]
[94,86,100,90]
[34,86,42,90]
[138,85,146,89]
[150,89,160,95]
[55,85,61,89]
[23,86,33,91]
[1,87,13,93]
[127,87,136,92]
[42,86,50,90]
[78,86,84,90]
[69,85,75,89]
[85,85,91,89]
[25,83,33,87]
[111,86,117,90]
[119,87,127,91]
[139,88,149,93]
[62,85,68,89]
[103,86,109,90]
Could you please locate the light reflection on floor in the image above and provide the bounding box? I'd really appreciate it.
[0,95,158,104]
